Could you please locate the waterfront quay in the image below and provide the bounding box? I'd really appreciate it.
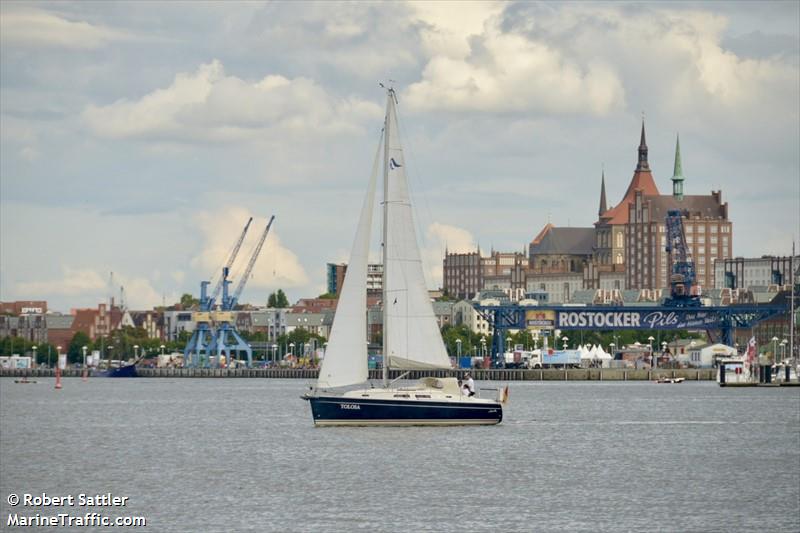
[1,367,717,381]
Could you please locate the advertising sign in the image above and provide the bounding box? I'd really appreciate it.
[526,310,555,330]
[556,309,720,330]
[58,354,67,370]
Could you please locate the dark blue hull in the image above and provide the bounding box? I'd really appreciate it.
[95,365,138,378]
[306,395,502,426]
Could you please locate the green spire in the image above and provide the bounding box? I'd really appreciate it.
[671,134,684,199]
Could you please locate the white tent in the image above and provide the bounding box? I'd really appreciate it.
[579,345,593,360]
[596,346,613,361]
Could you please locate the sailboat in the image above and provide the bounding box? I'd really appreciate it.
[303,87,505,426]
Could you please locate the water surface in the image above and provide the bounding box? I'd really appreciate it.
[2,378,798,532]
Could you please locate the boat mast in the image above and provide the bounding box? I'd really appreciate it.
[382,87,393,388]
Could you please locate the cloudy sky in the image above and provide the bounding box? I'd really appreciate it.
[1,1,798,312]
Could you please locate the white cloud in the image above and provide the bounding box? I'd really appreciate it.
[405,8,626,115]
[408,1,507,58]
[0,8,130,49]
[13,267,164,309]
[82,60,383,142]
[191,207,309,294]
[16,267,107,296]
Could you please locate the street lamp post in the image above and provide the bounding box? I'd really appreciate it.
[481,338,486,358]
[780,339,787,363]
[272,344,277,363]
[506,336,512,354]
[133,344,139,361]
[609,343,615,358]
[32,345,37,368]
[771,336,779,363]
[289,343,295,359]
[562,336,568,350]
[648,336,655,369]
[456,338,462,359]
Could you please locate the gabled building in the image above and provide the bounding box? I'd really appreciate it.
[71,301,124,340]
[595,123,660,271]
[129,310,163,339]
[626,134,731,290]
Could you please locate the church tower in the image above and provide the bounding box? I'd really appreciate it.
[598,168,608,216]
[671,134,685,200]
[637,120,650,171]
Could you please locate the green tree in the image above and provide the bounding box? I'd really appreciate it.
[317,292,337,300]
[67,331,92,364]
[440,324,491,358]
[276,328,326,355]
[180,293,199,309]
[268,289,290,308]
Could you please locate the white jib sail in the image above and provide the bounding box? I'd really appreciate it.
[384,95,451,370]
[316,137,381,388]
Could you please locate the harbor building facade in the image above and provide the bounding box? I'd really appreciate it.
[442,121,735,300]
[326,262,383,296]
[713,255,798,290]
[624,134,731,291]
[442,249,483,300]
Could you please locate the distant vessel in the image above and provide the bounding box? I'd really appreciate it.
[95,364,138,378]
[303,87,505,426]
[655,376,685,384]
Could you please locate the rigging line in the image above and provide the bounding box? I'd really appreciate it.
[393,99,438,289]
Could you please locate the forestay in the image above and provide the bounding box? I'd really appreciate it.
[383,95,451,370]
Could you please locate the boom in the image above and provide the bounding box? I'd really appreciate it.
[208,217,253,308]
[228,215,275,309]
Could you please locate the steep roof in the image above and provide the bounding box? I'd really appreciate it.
[529,227,595,256]
[646,194,727,220]
[599,168,660,225]
[598,171,607,216]
[597,120,660,226]
[530,223,554,245]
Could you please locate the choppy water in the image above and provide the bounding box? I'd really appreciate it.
[1,378,798,532]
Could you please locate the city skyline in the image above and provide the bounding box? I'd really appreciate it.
[2,2,798,313]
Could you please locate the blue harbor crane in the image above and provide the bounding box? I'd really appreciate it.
[184,217,253,368]
[664,209,701,307]
[206,215,276,368]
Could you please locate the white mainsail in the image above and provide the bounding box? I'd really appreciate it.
[383,94,451,370]
[316,138,381,388]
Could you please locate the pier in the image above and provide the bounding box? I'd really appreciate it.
[1,367,720,381]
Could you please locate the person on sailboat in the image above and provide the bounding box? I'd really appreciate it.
[464,373,476,397]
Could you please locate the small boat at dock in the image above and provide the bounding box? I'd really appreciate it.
[655,376,685,384]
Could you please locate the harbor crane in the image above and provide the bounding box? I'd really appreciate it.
[205,215,276,368]
[664,209,701,307]
[184,216,261,367]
